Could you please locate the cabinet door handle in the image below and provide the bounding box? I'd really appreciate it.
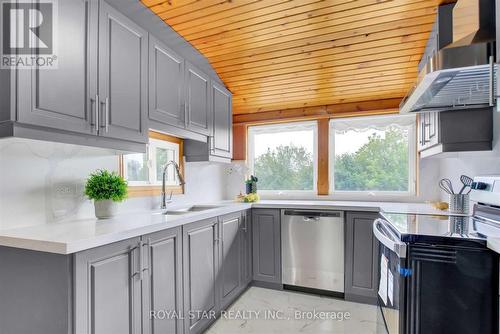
[143,238,152,276]
[209,136,215,153]
[105,97,110,133]
[241,215,248,232]
[94,94,99,134]
[130,244,140,279]
[139,240,145,281]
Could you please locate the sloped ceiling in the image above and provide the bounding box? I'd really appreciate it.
[141,0,450,118]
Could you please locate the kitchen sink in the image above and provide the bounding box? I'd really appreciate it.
[162,205,221,215]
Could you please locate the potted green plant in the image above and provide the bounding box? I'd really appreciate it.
[84,169,128,219]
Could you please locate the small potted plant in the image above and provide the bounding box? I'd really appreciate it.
[84,169,128,219]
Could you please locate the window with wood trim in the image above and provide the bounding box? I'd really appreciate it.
[329,115,417,196]
[247,121,317,194]
[120,131,184,197]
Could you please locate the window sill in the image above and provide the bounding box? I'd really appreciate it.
[127,185,184,198]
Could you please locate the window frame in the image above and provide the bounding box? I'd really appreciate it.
[247,121,318,196]
[328,115,417,198]
[120,131,184,197]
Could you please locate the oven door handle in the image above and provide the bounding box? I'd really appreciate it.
[373,219,407,258]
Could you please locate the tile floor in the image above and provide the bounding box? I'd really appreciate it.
[206,287,388,334]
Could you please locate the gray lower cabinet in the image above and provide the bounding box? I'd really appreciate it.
[142,227,184,334]
[16,0,98,135]
[219,212,243,309]
[183,217,220,334]
[252,209,282,285]
[98,0,148,143]
[0,211,249,334]
[0,247,74,334]
[345,211,380,305]
[149,35,186,129]
[185,62,212,136]
[74,237,143,334]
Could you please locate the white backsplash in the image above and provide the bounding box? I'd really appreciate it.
[0,138,227,230]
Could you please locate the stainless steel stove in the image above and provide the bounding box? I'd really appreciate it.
[375,176,500,334]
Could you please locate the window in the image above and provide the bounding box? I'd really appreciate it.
[121,132,183,196]
[329,115,416,195]
[247,121,317,193]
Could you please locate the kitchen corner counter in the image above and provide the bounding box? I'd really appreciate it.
[0,200,458,255]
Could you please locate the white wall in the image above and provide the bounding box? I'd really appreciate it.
[435,110,500,201]
[0,138,227,229]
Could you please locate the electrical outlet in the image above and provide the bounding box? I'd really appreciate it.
[53,183,76,198]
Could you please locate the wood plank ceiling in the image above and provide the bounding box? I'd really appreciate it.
[142,0,449,119]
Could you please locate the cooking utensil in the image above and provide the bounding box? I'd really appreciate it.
[458,175,473,194]
[439,178,455,195]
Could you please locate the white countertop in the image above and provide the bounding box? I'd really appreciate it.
[0,200,461,255]
[252,200,457,216]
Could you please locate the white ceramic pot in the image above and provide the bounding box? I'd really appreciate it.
[94,200,118,219]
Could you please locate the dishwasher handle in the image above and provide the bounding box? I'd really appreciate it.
[283,210,342,218]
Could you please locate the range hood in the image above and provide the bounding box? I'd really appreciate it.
[400,43,496,113]
[400,0,496,114]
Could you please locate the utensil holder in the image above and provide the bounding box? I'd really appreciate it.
[449,194,470,214]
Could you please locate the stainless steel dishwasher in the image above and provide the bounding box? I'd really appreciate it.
[282,209,344,293]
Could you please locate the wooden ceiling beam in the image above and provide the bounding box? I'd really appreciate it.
[233,98,402,124]
[233,91,407,114]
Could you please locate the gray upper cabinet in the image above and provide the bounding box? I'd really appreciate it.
[418,108,493,158]
[98,1,148,143]
[74,237,142,334]
[345,211,379,305]
[185,62,212,136]
[16,0,98,135]
[142,227,184,334]
[252,209,281,285]
[211,82,232,159]
[183,217,220,334]
[1,0,232,152]
[219,212,242,310]
[149,35,186,129]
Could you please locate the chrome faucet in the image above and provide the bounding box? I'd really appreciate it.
[161,160,186,212]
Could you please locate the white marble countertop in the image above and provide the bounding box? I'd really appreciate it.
[0,200,460,255]
[252,200,460,216]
